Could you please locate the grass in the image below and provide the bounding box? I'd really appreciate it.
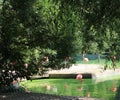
[20,78,120,100]
[19,59,120,100]
[76,59,105,65]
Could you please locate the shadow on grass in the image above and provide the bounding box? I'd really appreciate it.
[0,85,25,94]
[115,85,120,100]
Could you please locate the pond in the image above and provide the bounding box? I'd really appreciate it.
[20,78,120,100]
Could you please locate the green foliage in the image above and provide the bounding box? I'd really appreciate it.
[0,0,120,87]
[34,0,83,58]
[0,0,50,86]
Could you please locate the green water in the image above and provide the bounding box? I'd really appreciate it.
[20,78,120,100]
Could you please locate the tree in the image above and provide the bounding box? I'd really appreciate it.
[0,0,120,89]
[58,0,120,53]
[35,0,83,58]
[0,0,75,89]
[0,0,53,88]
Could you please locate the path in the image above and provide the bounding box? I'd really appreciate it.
[48,64,102,74]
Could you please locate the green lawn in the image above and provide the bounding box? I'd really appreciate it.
[76,59,120,69]
[20,78,120,100]
[76,59,105,64]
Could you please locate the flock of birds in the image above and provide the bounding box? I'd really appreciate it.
[45,74,117,98]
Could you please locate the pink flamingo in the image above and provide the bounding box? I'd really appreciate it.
[46,84,51,91]
[111,83,117,92]
[109,81,118,92]
[76,74,83,82]
[83,54,89,62]
[86,92,90,97]
[112,85,117,92]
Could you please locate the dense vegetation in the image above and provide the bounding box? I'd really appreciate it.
[0,0,120,86]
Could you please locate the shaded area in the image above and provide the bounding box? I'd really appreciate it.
[49,73,92,79]
[115,85,120,100]
[0,92,102,100]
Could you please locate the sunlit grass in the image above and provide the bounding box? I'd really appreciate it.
[20,78,119,100]
[76,59,120,68]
